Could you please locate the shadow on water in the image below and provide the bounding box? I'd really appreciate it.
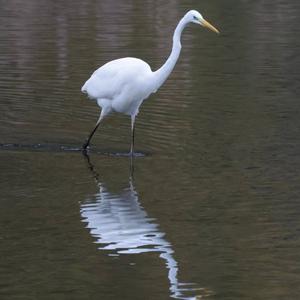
[0,143,148,157]
[80,153,212,299]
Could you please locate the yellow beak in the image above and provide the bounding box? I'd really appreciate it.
[201,18,220,34]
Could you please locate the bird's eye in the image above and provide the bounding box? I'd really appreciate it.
[193,16,198,20]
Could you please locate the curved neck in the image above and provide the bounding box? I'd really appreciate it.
[152,17,187,90]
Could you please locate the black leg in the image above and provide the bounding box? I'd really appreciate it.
[130,115,136,157]
[82,115,103,151]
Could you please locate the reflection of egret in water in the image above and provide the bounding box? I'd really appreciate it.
[80,155,210,299]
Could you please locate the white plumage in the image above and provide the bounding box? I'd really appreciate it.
[82,57,153,116]
[81,10,219,154]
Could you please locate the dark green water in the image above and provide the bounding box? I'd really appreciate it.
[1,0,300,299]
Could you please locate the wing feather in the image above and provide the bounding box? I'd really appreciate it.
[81,57,151,100]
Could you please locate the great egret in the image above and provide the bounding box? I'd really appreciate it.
[81,10,219,155]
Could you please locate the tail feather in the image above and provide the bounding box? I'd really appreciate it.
[81,83,87,93]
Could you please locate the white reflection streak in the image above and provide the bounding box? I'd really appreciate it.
[80,161,202,299]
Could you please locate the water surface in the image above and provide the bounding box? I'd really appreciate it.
[1,0,300,299]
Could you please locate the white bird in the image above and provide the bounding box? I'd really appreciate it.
[81,10,219,155]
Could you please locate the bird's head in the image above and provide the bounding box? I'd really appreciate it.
[185,10,219,34]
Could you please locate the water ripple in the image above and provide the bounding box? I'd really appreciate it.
[80,157,212,299]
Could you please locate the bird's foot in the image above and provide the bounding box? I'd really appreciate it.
[82,142,90,153]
